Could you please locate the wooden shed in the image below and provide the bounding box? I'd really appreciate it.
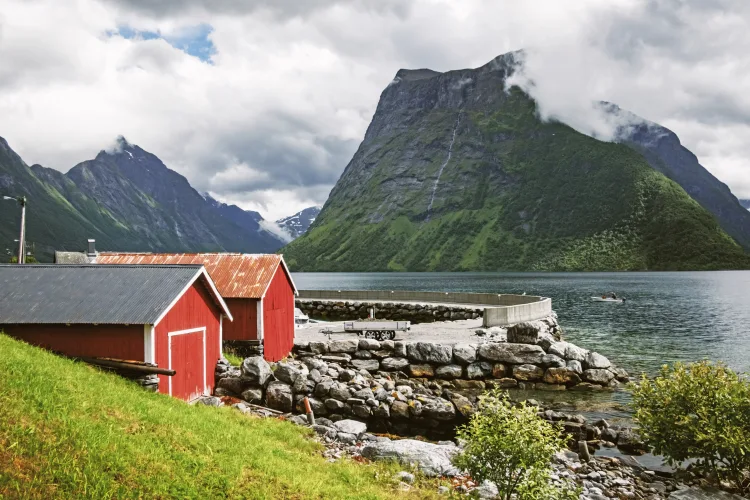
[0,264,232,402]
[94,253,298,362]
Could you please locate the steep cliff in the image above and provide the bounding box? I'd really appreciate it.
[283,53,749,271]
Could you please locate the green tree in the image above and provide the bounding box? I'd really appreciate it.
[452,389,578,500]
[631,361,750,494]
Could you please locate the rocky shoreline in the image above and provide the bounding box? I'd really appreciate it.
[296,298,483,323]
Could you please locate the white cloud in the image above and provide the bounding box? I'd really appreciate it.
[0,0,748,225]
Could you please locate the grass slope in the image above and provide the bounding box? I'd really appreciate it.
[283,90,750,272]
[0,334,436,499]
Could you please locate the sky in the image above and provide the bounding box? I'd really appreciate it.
[0,0,748,221]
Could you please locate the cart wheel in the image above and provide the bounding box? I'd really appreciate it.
[376,331,385,341]
[364,331,373,339]
[389,330,396,340]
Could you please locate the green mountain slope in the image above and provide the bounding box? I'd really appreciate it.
[0,334,432,498]
[283,54,750,271]
[0,137,286,261]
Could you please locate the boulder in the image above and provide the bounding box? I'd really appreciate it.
[541,354,566,368]
[308,341,328,354]
[617,428,648,454]
[314,379,333,398]
[216,375,246,395]
[392,341,407,357]
[265,381,293,412]
[352,404,372,418]
[240,388,263,404]
[583,369,615,384]
[543,367,582,385]
[421,397,456,421]
[358,338,380,350]
[447,392,475,418]
[406,342,453,364]
[353,350,373,359]
[435,364,463,379]
[409,364,435,378]
[352,388,375,400]
[274,362,308,385]
[610,366,629,381]
[466,361,492,379]
[325,398,345,411]
[361,439,461,477]
[492,378,518,388]
[390,401,410,419]
[512,364,544,381]
[564,344,588,362]
[328,339,358,354]
[334,419,367,437]
[506,322,539,344]
[329,382,353,401]
[381,357,410,371]
[566,360,583,374]
[351,359,380,372]
[307,397,327,416]
[667,488,747,499]
[452,344,477,364]
[477,343,545,364]
[240,356,274,388]
[195,395,222,407]
[491,364,507,378]
[584,351,611,369]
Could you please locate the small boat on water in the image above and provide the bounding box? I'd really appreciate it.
[295,308,310,327]
[591,296,626,303]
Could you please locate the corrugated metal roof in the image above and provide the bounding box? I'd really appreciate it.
[0,264,206,324]
[95,253,297,299]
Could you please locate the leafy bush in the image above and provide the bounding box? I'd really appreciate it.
[631,361,750,494]
[452,389,578,500]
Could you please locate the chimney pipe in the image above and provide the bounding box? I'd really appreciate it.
[87,239,96,257]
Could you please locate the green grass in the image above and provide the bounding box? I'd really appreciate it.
[0,334,438,499]
[223,350,243,367]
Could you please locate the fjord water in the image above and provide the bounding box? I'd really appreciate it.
[292,271,750,377]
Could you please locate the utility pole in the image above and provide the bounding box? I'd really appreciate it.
[3,195,26,264]
[18,196,26,264]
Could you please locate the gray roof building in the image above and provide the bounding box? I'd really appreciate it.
[0,264,231,324]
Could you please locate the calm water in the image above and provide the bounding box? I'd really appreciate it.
[292,272,750,377]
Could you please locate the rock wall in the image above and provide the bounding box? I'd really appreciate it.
[296,299,483,323]
[214,320,630,444]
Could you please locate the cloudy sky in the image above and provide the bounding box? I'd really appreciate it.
[0,0,748,220]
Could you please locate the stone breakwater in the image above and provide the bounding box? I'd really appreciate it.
[213,320,632,448]
[296,298,483,323]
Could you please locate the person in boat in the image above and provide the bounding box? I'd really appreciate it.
[611,292,617,299]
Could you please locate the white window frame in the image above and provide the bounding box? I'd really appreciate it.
[167,327,207,400]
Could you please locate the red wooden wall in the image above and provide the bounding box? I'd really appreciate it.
[222,298,258,341]
[262,266,295,362]
[154,280,222,400]
[3,324,144,360]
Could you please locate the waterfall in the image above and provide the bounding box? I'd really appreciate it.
[425,114,461,222]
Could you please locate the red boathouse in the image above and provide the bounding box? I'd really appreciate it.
[0,264,233,402]
[94,253,298,361]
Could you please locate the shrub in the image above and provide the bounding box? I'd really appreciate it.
[452,389,578,500]
[631,361,750,494]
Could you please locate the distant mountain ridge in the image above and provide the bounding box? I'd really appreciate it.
[741,200,750,210]
[276,207,320,239]
[0,136,286,261]
[283,52,750,271]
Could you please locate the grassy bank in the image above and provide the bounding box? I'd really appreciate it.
[0,334,436,499]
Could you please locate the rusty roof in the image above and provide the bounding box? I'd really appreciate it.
[94,253,297,299]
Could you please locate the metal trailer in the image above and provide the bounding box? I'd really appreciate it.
[343,321,410,340]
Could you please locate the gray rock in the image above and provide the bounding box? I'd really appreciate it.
[466,361,493,379]
[507,322,539,344]
[352,404,372,418]
[373,404,390,418]
[667,487,747,499]
[325,398,345,411]
[435,364,463,379]
[541,353,566,368]
[396,471,415,484]
[265,381,293,412]
[358,338,380,350]
[301,357,328,372]
[477,343,545,364]
[422,397,456,421]
[274,362,308,385]
[240,388,263,403]
[314,379,333,398]
[452,344,477,364]
[583,369,615,384]
[195,395,222,407]
[543,367,581,385]
[512,364,544,381]
[333,419,367,437]
[353,388,375,400]
[308,341,328,354]
[584,351,612,369]
[329,382,352,401]
[328,339,358,353]
[308,368,322,384]
[610,366,629,381]
[361,439,461,477]
[216,375,245,395]
[351,359,380,372]
[566,360,583,374]
[337,432,357,444]
[617,428,647,454]
[564,343,588,362]
[307,397,327,415]
[475,480,499,499]
[240,356,274,388]
[353,350,373,359]
[447,392,475,418]
[391,401,410,419]
[493,377,518,388]
[312,424,338,439]
[406,342,453,364]
[380,357,410,371]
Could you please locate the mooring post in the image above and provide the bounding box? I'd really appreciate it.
[303,396,315,425]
